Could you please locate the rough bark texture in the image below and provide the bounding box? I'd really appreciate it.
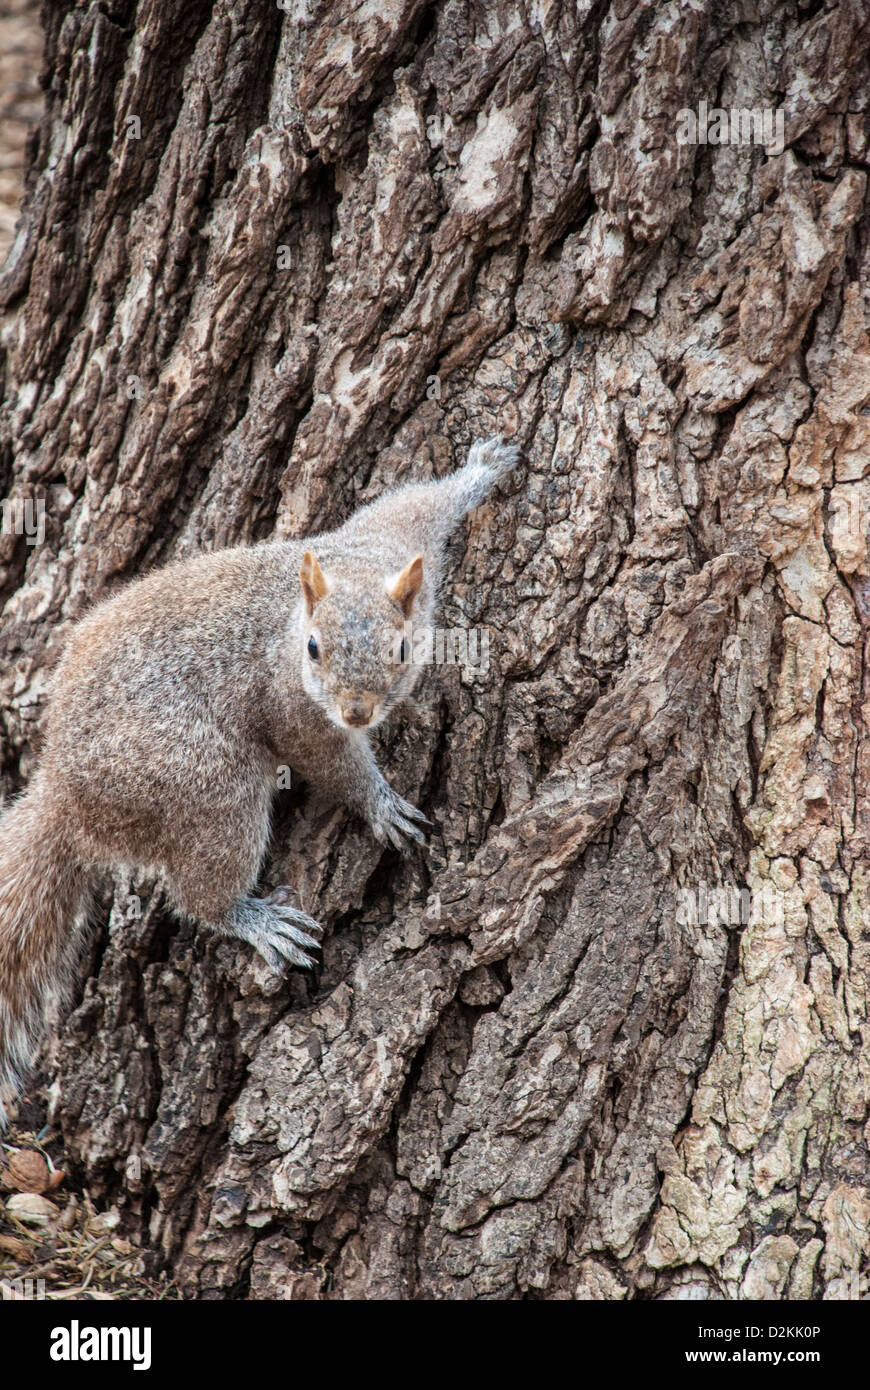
[1,0,869,1300]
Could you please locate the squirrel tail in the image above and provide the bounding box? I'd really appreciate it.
[0,778,89,1127]
[445,436,521,518]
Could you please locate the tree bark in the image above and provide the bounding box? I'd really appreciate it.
[1,0,869,1300]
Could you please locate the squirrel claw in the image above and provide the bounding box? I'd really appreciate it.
[229,895,322,972]
[370,788,429,854]
[264,885,324,933]
[268,905,321,948]
[393,818,426,851]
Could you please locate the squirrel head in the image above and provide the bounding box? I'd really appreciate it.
[298,549,425,731]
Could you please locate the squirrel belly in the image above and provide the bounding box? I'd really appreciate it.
[0,435,519,1123]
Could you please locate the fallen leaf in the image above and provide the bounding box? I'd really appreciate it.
[5,1192,58,1226]
[0,1234,34,1263]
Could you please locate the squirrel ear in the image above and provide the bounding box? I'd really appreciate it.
[300,550,329,616]
[387,554,424,618]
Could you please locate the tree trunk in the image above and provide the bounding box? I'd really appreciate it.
[1,0,869,1300]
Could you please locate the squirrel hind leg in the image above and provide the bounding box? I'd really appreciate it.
[159,786,321,974]
[169,884,322,974]
[163,839,319,973]
[165,858,321,975]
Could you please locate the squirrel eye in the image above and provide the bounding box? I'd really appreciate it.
[399,638,407,664]
[307,635,319,661]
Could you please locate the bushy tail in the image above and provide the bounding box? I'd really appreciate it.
[337,434,522,574]
[0,779,89,1126]
[445,435,521,517]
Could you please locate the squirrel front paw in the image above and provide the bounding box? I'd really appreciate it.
[228,892,322,971]
[368,784,430,853]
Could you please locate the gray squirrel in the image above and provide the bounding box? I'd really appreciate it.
[0,435,519,1123]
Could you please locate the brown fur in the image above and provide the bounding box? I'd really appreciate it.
[0,437,519,1122]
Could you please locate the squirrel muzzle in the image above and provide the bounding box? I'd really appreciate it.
[340,696,376,728]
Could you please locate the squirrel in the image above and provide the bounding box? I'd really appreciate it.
[0,435,519,1124]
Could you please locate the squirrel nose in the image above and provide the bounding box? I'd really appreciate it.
[342,697,374,728]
